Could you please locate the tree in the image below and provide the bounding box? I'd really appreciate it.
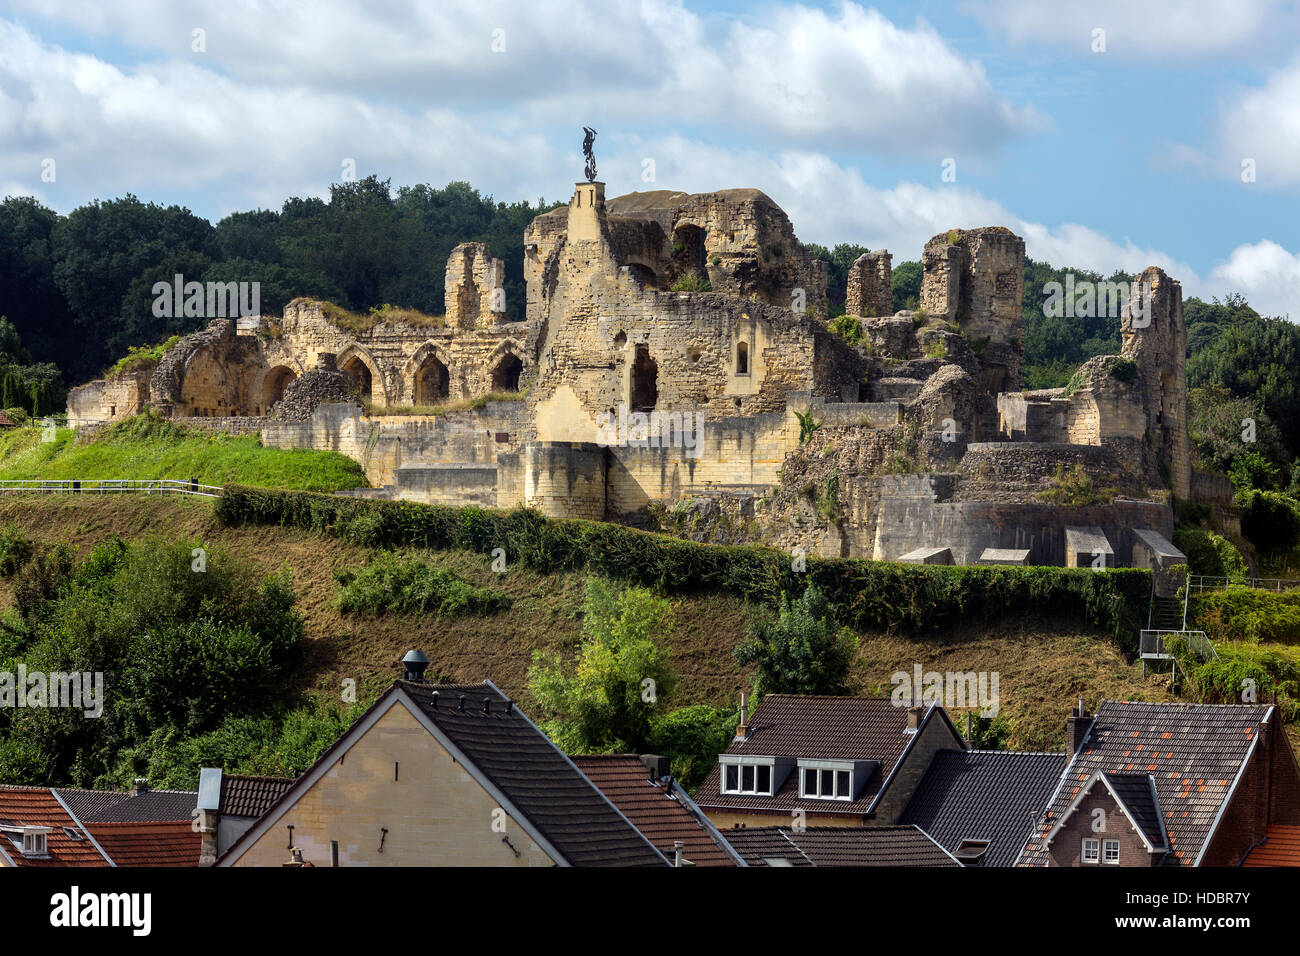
[734,583,858,695]
[1238,490,1300,556]
[891,260,922,312]
[527,578,677,753]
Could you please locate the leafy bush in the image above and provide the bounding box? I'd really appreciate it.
[1230,451,1280,493]
[1237,489,1300,554]
[334,552,511,616]
[528,578,677,754]
[1190,587,1300,644]
[1173,527,1249,578]
[734,583,858,694]
[217,485,1153,644]
[829,313,863,347]
[670,272,710,292]
[649,703,738,789]
[1167,636,1299,719]
[0,523,32,577]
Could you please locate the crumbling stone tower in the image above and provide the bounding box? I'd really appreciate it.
[919,227,1025,396]
[1122,266,1190,499]
[845,250,893,318]
[445,241,506,328]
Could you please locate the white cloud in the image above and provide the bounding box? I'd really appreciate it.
[4,1,1037,153]
[961,0,1294,56]
[1205,240,1300,318]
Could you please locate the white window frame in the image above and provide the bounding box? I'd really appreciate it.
[1103,839,1120,864]
[719,757,775,796]
[1082,838,1100,864]
[797,760,854,801]
[23,831,46,856]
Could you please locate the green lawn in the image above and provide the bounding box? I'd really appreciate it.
[0,417,368,492]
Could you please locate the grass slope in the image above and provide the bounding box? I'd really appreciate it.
[0,496,1200,752]
[0,418,366,492]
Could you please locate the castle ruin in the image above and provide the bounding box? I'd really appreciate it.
[67,180,1212,570]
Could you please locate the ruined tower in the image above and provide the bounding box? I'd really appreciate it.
[845,250,893,318]
[1121,266,1191,499]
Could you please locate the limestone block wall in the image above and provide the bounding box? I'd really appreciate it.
[261,400,526,489]
[1122,267,1190,499]
[845,250,893,318]
[66,368,152,427]
[394,464,498,507]
[871,492,1172,566]
[444,241,506,329]
[517,442,606,519]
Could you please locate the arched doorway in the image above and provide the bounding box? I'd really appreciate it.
[261,366,297,413]
[415,354,450,405]
[630,344,657,412]
[342,357,373,404]
[492,354,523,392]
[672,223,707,285]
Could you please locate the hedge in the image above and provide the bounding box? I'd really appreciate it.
[217,485,1151,646]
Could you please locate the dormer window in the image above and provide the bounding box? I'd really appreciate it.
[720,756,775,796]
[2,825,52,859]
[954,839,991,865]
[798,760,854,800]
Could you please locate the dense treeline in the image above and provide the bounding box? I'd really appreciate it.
[0,180,561,387]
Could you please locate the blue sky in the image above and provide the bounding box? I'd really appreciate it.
[3,0,1299,314]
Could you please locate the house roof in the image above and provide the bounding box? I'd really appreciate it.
[571,755,740,866]
[898,749,1067,867]
[1101,772,1167,850]
[724,825,960,867]
[1241,825,1300,867]
[219,774,294,818]
[86,822,200,867]
[399,682,666,866]
[86,789,198,823]
[0,786,110,867]
[696,696,956,816]
[53,788,131,822]
[1019,701,1273,866]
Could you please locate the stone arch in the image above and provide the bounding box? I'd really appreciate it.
[336,344,388,407]
[261,365,297,413]
[672,221,707,282]
[248,356,305,416]
[414,352,450,405]
[179,349,231,417]
[491,353,524,392]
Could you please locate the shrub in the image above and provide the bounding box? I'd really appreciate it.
[650,703,738,789]
[1238,489,1300,554]
[1174,528,1249,578]
[670,272,711,293]
[1190,587,1300,644]
[830,313,863,347]
[216,485,1153,643]
[0,523,32,577]
[334,553,511,617]
[734,583,859,695]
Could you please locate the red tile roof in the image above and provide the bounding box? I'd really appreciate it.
[86,821,201,867]
[572,755,739,866]
[1241,825,1300,867]
[0,786,110,867]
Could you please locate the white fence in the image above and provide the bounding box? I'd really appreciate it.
[0,479,222,498]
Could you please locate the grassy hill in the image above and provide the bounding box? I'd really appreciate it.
[0,494,1184,752]
[0,417,366,492]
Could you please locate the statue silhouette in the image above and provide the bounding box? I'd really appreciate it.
[582,127,597,182]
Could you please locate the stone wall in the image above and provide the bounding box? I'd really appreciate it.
[845,250,893,318]
[67,367,152,427]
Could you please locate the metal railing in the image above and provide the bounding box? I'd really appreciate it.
[1139,628,1217,661]
[0,479,222,498]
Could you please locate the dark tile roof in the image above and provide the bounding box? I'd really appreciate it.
[1019,701,1272,867]
[1242,825,1300,867]
[53,788,131,822]
[696,696,948,816]
[0,786,110,867]
[898,749,1067,867]
[1102,772,1166,850]
[399,682,666,867]
[572,755,739,866]
[86,790,198,823]
[724,825,959,867]
[220,774,294,818]
[87,821,200,867]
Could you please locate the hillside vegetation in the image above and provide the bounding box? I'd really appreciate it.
[0,416,366,492]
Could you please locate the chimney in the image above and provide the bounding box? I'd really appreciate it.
[130,778,150,797]
[641,754,670,780]
[283,847,313,867]
[401,649,430,682]
[1066,698,1092,755]
[735,692,749,741]
[906,706,924,732]
[673,841,694,867]
[196,768,222,867]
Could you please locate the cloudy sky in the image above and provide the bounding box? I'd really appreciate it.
[3,0,1299,315]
